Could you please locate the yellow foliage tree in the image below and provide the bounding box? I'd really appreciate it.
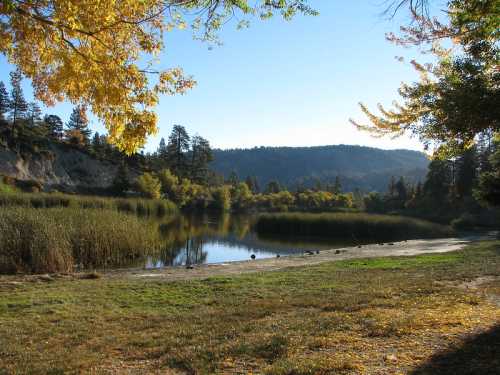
[0,0,316,154]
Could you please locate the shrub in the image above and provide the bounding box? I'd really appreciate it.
[136,172,162,199]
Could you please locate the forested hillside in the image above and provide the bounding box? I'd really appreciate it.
[211,145,429,192]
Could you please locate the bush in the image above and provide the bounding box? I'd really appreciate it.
[136,172,162,199]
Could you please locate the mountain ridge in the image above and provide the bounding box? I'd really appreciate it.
[211,144,429,192]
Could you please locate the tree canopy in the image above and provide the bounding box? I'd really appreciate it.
[0,0,317,153]
[351,0,499,157]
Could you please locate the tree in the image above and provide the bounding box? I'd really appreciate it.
[44,114,64,140]
[455,148,477,198]
[27,102,42,127]
[351,0,499,157]
[157,169,179,201]
[66,105,91,145]
[8,70,28,129]
[167,125,190,176]
[388,176,396,197]
[245,176,255,193]
[158,137,168,161]
[190,135,213,184]
[476,138,500,207]
[212,186,231,211]
[395,176,407,202]
[136,172,161,199]
[0,1,317,153]
[228,171,239,187]
[423,159,452,202]
[333,176,342,194]
[0,81,9,120]
[266,180,282,194]
[111,163,130,196]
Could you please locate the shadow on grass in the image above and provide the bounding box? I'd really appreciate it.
[411,324,500,375]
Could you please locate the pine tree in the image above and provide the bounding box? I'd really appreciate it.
[266,180,282,194]
[228,170,239,187]
[423,160,452,202]
[44,114,64,140]
[166,125,190,176]
[9,70,28,130]
[190,135,213,184]
[395,176,408,202]
[27,102,42,127]
[333,176,342,194]
[245,176,255,192]
[455,147,477,198]
[111,162,130,196]
[388,176,396,197]
[66,105,91,145]
[0,81,9,121]
[476,138,500,207]
[158,137,168,159]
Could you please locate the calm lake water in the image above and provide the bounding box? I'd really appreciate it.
[144,214,355,269]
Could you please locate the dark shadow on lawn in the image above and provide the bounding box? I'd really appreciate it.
[411,324,500,375]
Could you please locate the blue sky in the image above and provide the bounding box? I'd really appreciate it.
[0,1,432,153]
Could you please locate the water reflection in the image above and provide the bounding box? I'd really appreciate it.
[144,214,351,269]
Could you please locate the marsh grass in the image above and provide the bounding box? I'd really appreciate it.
[255,212,454,241]
[0,192,176,217]
[0,207,162,274]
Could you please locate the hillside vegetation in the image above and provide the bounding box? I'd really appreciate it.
[211,145,428,192]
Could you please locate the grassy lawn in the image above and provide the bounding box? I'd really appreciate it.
[0,241,499,374]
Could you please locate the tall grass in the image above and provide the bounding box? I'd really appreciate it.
[0,192,177,217]
[0,207,162,274]
[255,212,454,242]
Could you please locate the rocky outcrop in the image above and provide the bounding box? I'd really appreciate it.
[0,142,120,192]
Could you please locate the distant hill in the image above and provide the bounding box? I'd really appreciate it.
[211,145,429,192]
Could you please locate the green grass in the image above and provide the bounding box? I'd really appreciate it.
[255,212,454,241]
[0,191,177,217]
[0,241,498,374]
[0,206,163,274]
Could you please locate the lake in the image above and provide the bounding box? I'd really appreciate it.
[144,213,356,269]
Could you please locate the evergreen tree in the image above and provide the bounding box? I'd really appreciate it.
[111,162,130,196]
[228,170,239,187]
[245,176,255,193]
[423,160,452,202]
[0,81,9,120]
[166,125,190,176]
[476,138,500,207]
[91,132,104,157]
[333,176,342,194]
[252,176,260,194]
[455,147,477,198]
[388,176,396,197]
[8,70,28,130]
[27,102,42,127]
[266,180,282,194]
[395,176,408,202]
[44,114,64,140]
[66,105,91,145]
[190,135,213,184]
[158,137,168,159]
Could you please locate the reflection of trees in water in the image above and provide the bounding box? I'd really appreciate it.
[149,236,208,266]
[150,213,347,267]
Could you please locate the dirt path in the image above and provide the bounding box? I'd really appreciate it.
[107,233,497,282]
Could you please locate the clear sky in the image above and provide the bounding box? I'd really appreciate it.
[0,1,430,153]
